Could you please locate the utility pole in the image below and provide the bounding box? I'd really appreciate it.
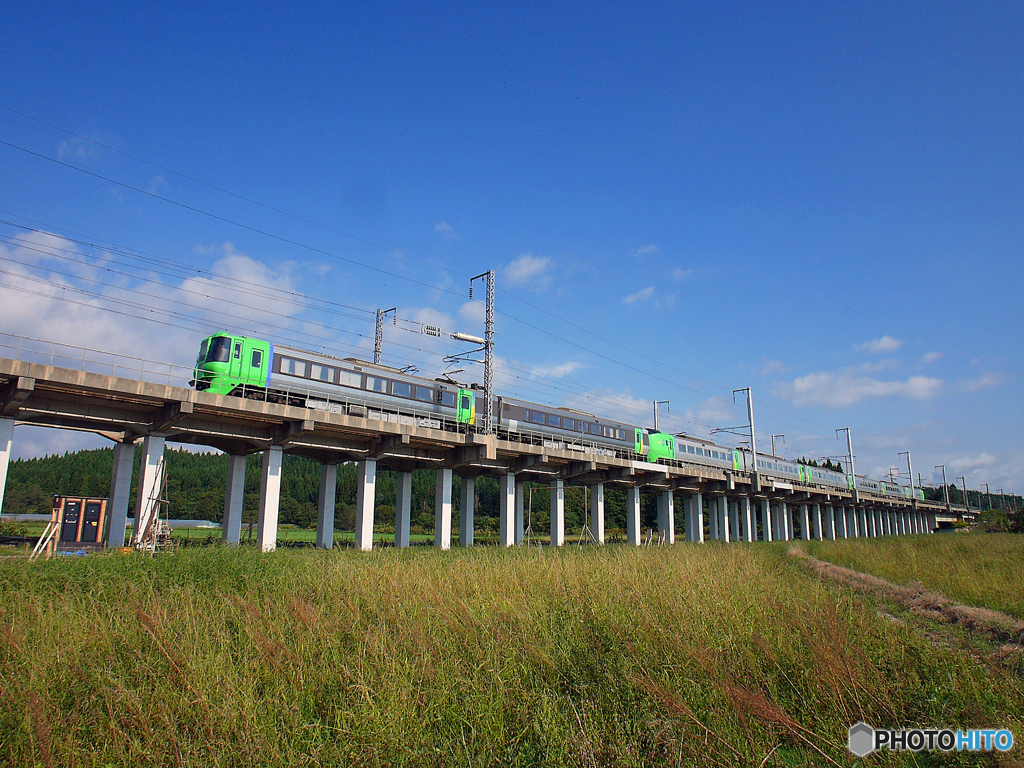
[935,464,950,512]
[374,307,397,365]
[836,428,858,502]
[771,434,784,457]
[899,451,915,503]
[959,477,970,515]
[733,388,758,489]
[468,271,495,434]
[653,400,669,431]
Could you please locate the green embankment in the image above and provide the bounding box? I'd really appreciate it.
[1,543,1021,766]
[800,534,1024,620]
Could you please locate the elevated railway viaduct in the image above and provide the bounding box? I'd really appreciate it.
[0,346,968,551]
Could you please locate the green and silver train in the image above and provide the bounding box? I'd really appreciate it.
[190,331,925,501]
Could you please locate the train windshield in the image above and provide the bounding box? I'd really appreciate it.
[206,336,232,363]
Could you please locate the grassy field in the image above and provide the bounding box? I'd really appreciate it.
[1,541,1021,767]
[799,534,1024,620]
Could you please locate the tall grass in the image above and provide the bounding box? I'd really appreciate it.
[801,534,1024,619]
[0,543,1020,766]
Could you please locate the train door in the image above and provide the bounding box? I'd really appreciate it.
[456,389,475,425]
[228,338,244,381]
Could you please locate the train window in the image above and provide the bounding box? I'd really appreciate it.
[617,430,625,440]
[280,358,305,377]
[439,391,456,407]
[415,386,433,402]
[367,376,387,393]
[549,414,561,428]
[392,381,412,398]
[712,451,719,459]
[309,364,332,382]
[688,446,696,454]
[251,349,263,368]
[233,342,242,360]
[207,337,231,362]
[338,370,361,387]
[198,339,209,361]
[531,411,546,424]
[563,418,575,431]
[605,427,614,437]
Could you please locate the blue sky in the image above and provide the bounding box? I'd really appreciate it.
[1,1,1021,493]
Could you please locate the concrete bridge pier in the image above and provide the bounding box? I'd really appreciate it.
[729,499,740,542]
[811,504,822,540]
[133,435,167,547]
[709,497,719,540]
[460,476,475,547]
[515,480,525,544]
[550,479,565,547]
[800,504,811,541]
[785,502,794,541]
[220,454,247,546]
[717,497,730,542]
[107,439,136,548]
[823,505,835,540]
[590,483,605,544]
[686,493,704,542]
[434,468,453,550]
[742,497,755,542]
[761,499,773,542]
[926,512,937,533]
[256,445,282,552]
[0,418,11,517]
[315,463,337,549]
[859,508,869,538]
[846,507,858,538]
[499,473,515,547]
[657,490,675,544]
[395,471,412,548]
[626,486,641,545]
[354,459,376,551]
[835,506,847,539]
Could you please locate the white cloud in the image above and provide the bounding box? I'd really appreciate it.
[528,361,585,379]
[921,351,942,364]
[634,245,659,258]
[504,254,551,287]
[622,286,655,305]
[672,267,695,281]
[855,335,904,354]
[434,221,458,243]
[564,388,653,425]
[684,397,741,430]
[948,453,997,472]
[147,176,168,194]
[958,372,1007,393]
[774,368,943,408]
[458,300,485,325]
[759,359,790,376]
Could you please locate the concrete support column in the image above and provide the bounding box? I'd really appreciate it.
[915,512,923,534]
[107,439,136,549]
[257,445,282,552]
[550,480,565,547]
[859,508,869,538]
[316,463,337,549]
[460,476,475,547]
[686,493,704,543]
[434,468,453,550]
[0,419,11,517]
[898,511,907,536]
[718,497,730,543]
[824,505,835,540]
[590,484,605,544]
[395,471,412,548]
[888,511,896,536]
[626,486,641,545]
[134,435,166,546]
[926,512,936,533]
[709,497,720,540]
[846,507,858,538]
[729,500,740,542]
[515,481,525,544]
[499,474,515,547]
[786,503,795,541]
[761,499,772,542]
[657,490,675,544]
[800,504,811,541]
[835,506,847,539]
[354,459,376,551]
[221,453,247,546]
[742,497,755,542]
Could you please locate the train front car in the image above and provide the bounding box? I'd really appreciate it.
[191,333,272,395]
